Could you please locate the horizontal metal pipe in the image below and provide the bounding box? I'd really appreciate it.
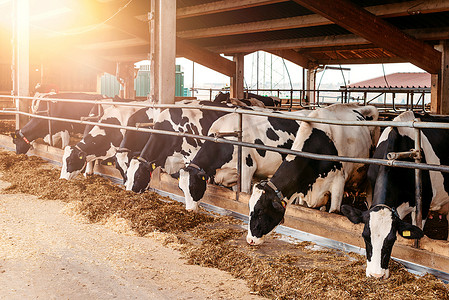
[3,109,449,174]
[1,95,446,129]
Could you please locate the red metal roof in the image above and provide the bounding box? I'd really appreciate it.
[347,72,431,89]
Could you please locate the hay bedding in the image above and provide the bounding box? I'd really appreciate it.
[0,150,447,299]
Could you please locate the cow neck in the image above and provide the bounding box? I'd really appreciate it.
[265,180,286,208]
[20,119,47,142]
[75,143,88,154]
[269,170,298,200]
[15,130,30,145]
[190,140,234,177]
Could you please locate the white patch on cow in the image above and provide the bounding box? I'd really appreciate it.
[164,155,185,175]
[179,169,198,211]
[214,168,238,187]
[89,127,106,138]
[377,126,393,146]
[367,209,392,278]
[246,186,264,245]
[125,159,140,191]
[84,161,94,177]
[115,152,129,175]
[43,130,70,149]
[60,146,76,180]
[396,202,414,220]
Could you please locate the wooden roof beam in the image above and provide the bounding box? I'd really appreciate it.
[178,0,449,39]
[266,49,314,69]
[89,6,236,77]
[177,0,288,19]
[292,0,441,74]
[176,38,236,77]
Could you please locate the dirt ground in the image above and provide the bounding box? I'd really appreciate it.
[0,179,263,300]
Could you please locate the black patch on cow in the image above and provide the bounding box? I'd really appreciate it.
[369,127,433,218]
[191,140,234,176]
[267,116,299,135]
[266,128,279,141]
[170,108,189,126]
[277,139,294,160]
[254,139,266,157]
[270,128,343,198]
[246,154,253,167]
[352,110,366,121]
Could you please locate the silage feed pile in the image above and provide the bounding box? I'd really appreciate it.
[0,150,447,300]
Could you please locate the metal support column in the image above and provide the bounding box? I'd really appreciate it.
[13,0,30,129]
[414,122,423,247]
[236,112,243,201]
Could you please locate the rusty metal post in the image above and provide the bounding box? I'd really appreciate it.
[414,121,423,248]
[236,112,243,201]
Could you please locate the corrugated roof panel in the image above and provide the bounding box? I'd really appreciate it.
[347,72,431,88]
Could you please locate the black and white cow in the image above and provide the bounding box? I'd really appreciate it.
[246,104,379,245]
[114,107,160,183]
[213,92,280,107]
[341,111,449,278]
[178,110,310,211]
[125,100,232,193]
[11,93,106,154]
[60,103,140,180]
[247,93,281,107]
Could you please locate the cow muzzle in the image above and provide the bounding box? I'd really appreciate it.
[185,200,199,212]
[246,233,263,246]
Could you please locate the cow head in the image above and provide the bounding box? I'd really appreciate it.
[11,130,32,154]
[178,165,208,211]
[341,204,423,278]
[60,145,87,180]
[125,157,153,193]
[247,181,287,245]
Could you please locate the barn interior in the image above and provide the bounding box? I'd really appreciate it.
[0,0,449,117]
[0,0,448,282]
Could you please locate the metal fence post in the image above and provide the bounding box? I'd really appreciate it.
[236,112,243,201]
[414,121,423,248]
[47,101,53,146]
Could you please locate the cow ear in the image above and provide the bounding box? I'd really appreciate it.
[397,220,424,239]
[198,170,208,181]
[341,205,364,224]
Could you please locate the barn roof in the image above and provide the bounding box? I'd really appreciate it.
[0,0,448,76]
[346,72,431,89]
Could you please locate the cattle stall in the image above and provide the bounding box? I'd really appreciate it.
[0,94,448,282]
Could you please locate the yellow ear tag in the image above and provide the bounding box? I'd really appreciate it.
[402,230,411,237]
[107,162,112,166]
[202,176,205,181]
[152,163,156,170]
[79,156,83,160]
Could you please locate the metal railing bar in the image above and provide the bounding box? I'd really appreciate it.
[3,109,449,174]
[2,95,447,129]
